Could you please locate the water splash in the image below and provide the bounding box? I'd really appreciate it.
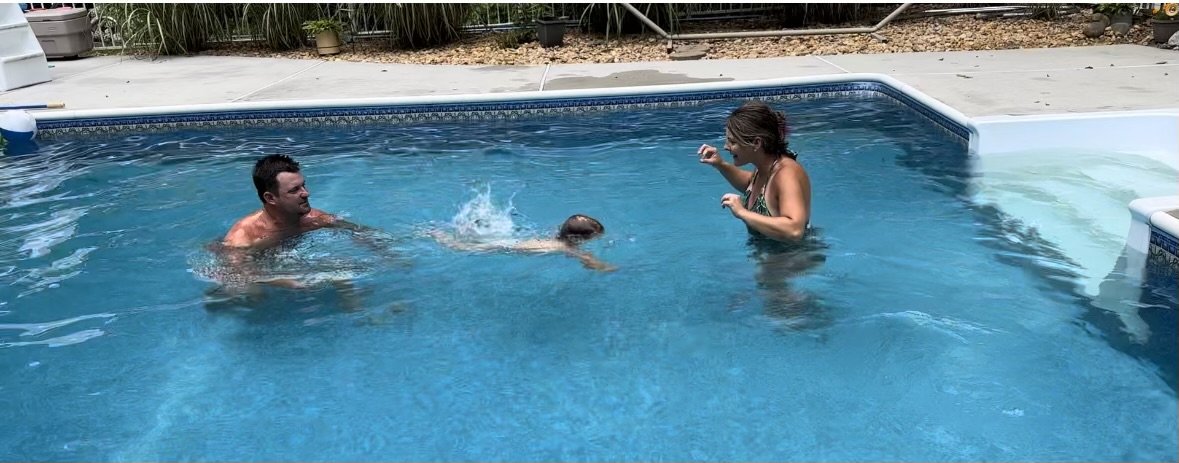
[187,230,379,289]
[448,183,532,242]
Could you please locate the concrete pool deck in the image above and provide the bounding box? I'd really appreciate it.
[0,44,1175,117]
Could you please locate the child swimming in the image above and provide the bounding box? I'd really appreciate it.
[429,214,616,272]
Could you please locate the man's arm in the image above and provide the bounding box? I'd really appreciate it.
[322,214,408,264]
[326,215,377,234]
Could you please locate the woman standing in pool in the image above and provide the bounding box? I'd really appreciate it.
[699,100,827,330]
[698,100,811,241]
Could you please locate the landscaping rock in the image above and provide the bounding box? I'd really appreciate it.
[1092,13,1110,29]
[1083,21,1106,38]
[1110,22,1131,37]
[670,43,708,61]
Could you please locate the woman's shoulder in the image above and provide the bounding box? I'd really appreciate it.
[769,157,811,196]
[775,156,809,177]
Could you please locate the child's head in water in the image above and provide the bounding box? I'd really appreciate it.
[556,214,605,246]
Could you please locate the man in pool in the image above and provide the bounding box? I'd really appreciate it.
[428,214,616,272]
[212,154,397,294]
[223,154,373,252]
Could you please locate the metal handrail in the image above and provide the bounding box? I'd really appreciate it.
[618,2,913,41]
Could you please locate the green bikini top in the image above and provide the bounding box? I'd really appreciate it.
[742,159,780,217]
[741,149,802,217]
[741,150,810,238]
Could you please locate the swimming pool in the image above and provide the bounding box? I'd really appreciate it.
[1,92,1175,461]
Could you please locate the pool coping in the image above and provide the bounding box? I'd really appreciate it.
[26,73,974,143]
[969,109,1179,163]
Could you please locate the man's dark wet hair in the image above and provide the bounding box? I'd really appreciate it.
[557,214,605,245]
[253,154,301,202]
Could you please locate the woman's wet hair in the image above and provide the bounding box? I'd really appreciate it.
[557,214,605,244]
[726,100,795,159]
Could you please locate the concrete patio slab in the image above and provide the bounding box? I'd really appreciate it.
[897,65,1179,116]
[241,60,546,102]
[822,44,1176,75]
[542,57,842,90]
[0,56,319,109]
[0,45,1174,118]
[44,55,124,80]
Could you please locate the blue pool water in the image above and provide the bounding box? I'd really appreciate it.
[0,95,1175,461]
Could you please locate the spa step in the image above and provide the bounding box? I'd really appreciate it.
[0,3,52,91]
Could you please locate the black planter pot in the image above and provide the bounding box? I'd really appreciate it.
[1153,18,1179,43]
[536,17,564,47]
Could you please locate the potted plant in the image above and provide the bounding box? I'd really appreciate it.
[1151,3,1179,43]
[1095,3,1135,25]
[302,18,344,56]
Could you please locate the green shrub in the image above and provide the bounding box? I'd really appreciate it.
[355,3,472,50]
[99,3,235,56]
[771,4,892,27]
[576,3,680,38]
[242,3,326,51]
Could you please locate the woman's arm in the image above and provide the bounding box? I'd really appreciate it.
[699,144,752,192]
[713,161,753,192]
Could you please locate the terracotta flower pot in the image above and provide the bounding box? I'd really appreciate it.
[315,30,341,55]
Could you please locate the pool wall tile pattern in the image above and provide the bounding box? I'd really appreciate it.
[35,82,970,144]
[1147,227,1179,297]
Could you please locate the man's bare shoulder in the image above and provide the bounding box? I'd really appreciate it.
[223,210,266,248]
[304,208,337,228]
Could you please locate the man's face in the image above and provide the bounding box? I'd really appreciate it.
[265,171,311,217]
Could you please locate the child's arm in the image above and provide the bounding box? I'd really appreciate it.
[565,249,617,272]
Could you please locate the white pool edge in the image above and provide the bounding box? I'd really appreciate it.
[969,109,1179,169]
[27,73,973,131]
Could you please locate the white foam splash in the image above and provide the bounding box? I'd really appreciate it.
[449,183,529,243]
[188,231,378,289]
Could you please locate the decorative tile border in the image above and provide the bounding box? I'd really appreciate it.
[34,81,971,144]
[1146,226,1179,296]
[1150,225,1179,257]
